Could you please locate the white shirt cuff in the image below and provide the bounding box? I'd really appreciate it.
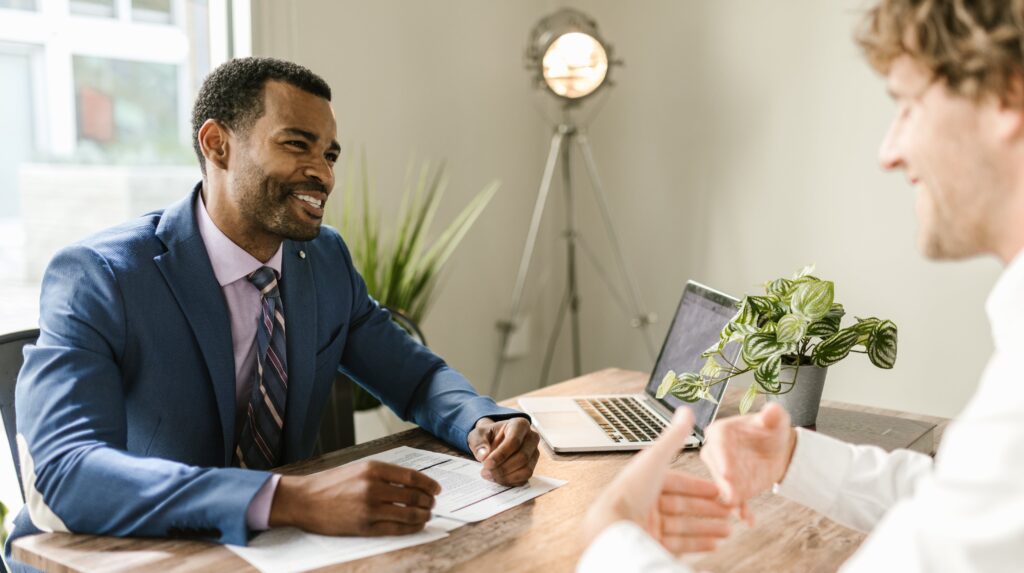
[577,520,690,573]
[773,428,853,514]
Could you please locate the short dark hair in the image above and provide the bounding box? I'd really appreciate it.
[190,57,332,174]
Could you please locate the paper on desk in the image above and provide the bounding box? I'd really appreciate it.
[364,446,567,522]
[227,447,565,573]
[226,520,454,573]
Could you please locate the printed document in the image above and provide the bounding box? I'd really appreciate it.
[365,446,565,522]
[228,446,566,572]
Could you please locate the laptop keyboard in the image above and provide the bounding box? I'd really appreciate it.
[575,397,667,443]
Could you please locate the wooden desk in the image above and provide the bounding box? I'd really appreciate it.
[14,369,948,572]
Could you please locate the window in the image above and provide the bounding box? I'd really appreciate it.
[73,55,186,164]
[69,0,117,18]
[0,0,38,11]
[133,0,173,24]
[0,0,247,528]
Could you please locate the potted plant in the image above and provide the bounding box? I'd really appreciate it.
[656,266,898,426]
[322,153,498,440]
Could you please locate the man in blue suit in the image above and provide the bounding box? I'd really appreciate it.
[5,57,539,570]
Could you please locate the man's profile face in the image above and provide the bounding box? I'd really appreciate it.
[229,81,340,243]
[877,55,1003,260]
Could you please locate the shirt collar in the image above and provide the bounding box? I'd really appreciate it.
[985,247,1024,351]
[194,191,283,287]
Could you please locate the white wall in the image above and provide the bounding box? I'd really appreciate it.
[253,0,1001,418]
[558,0,1001,418]
[251,0,564,401]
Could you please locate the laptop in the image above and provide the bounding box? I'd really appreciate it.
[518,281,740,452]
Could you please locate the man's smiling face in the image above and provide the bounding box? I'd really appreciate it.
[877,55,1006,260]
[230,80,340,244]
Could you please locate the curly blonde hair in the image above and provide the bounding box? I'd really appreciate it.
[857,0,1024,102]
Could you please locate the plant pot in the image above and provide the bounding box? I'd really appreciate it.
[354,405,416,444]
[765,365,828,427]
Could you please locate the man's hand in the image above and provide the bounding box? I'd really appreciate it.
[467,417,540,486]
[699,402,797,516]
[268,460,441,536]
[584,409,733,554]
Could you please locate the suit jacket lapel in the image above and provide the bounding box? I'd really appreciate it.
[279,240,316,462]
[153,187,237,465]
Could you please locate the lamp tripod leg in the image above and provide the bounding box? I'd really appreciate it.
[492,127,567,397]
[540,282,572,387]
[561,126,582,378]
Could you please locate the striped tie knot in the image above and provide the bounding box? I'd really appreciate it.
[248,266,280,299]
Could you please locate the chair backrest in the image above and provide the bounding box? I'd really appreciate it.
[0,329,38,502]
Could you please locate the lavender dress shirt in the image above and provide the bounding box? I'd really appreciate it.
[194,195,282,531]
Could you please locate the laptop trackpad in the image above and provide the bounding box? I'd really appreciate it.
[534,411,607,442]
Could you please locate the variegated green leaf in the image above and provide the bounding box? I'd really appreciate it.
[701,346,722,359]
[655,370,677,399]
[791,280,834,321]
[851,317,881,344]
[739,383,759,414]
[807,304,844,338]
[746,296,776,320]
[741,332,783,366]
[668,372,704,402]
[811,328,860,367]
[766,278,794,299]
[700,356,723,379]
[867,320,898,369]
[776,313,807,344]
[700,388,720,405]
[792,264,816,279]
[729,322,759,336]
[732,298,758,326]
[754,354,781,389]
[806,318,839,338]
[851,317,880,334]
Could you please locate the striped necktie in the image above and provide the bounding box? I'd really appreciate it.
[234,266,288,469]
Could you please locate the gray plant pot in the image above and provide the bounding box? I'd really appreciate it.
[765,365,828,427]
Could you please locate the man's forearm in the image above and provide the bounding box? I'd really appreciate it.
[774,428,933,532]
[268,474,307,528]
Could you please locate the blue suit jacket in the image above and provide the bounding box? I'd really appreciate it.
[6,186,523,556]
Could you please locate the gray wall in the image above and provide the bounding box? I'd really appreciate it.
[253,0,1000,418]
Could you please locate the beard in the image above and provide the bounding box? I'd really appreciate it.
[915,184,986,261]
[236,162,327,242]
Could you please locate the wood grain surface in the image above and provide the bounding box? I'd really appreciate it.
[13,369,948,573]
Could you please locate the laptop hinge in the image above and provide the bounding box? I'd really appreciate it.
[643,394,675,421]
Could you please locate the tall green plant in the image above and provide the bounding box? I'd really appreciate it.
[325,153,499,410]
[656,266,898,415]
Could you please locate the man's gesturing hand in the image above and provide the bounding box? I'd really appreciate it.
[467,417,540,486]
[584,408,733,554]
[699,402,797,514]
[268,460,441,536]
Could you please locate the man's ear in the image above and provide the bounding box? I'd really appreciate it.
[992,75,1024,142]
[198,119,231,170]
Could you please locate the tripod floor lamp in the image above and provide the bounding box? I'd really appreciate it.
[492,8,657,396]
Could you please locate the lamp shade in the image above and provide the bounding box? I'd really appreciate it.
[527,8,615,101]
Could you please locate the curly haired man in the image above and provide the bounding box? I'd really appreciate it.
[581,2,1024,571]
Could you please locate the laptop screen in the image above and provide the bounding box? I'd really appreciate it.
[644,282,740,434]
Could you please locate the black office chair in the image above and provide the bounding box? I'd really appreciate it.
[314,307,426,455]
[0,329,38,502]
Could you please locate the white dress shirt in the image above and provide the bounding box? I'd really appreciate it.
[578,250,1024,573]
